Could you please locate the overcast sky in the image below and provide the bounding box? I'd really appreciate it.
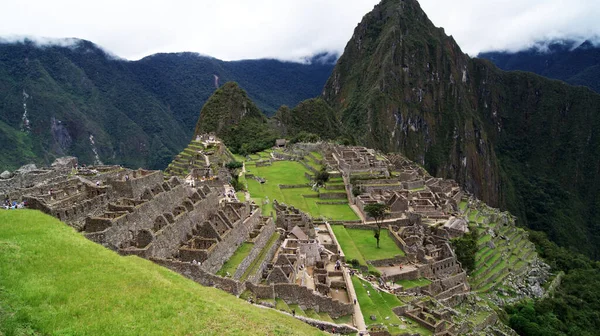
[1,0,599,61]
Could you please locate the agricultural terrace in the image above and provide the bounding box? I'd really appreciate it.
[243,155,358,221]
[352,277,431,335]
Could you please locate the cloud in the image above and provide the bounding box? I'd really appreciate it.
[0,0,598,61]
[418,0,600,55]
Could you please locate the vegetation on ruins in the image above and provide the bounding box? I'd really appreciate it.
[226,160,245,191]
[504,231,600,336]
[244,159,358,220]
[451,227,479,274]
[330,226,404,271]
[364,203,389,248]
[313,166,330,187]
[352,277,431,335]
[0,210,323,336]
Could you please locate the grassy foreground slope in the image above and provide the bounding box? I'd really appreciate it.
[0,210,322,336]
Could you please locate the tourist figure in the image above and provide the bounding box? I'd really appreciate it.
[125,174,129,181]
[291,309,295,316]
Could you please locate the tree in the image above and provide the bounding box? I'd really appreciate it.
[451,228,478,273]
[225,161,244,191]
[364,203,389,248]
[225,161,243,170]
[314,167,330,187]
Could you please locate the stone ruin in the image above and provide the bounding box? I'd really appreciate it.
[329,145,390,177]
[1,155,357,332]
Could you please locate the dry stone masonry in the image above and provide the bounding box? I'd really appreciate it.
[0,136,550,335]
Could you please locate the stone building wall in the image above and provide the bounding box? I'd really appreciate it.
[149,200,220,259]
[245,282,275,299]
[246,234,282,284]
[234,218,276,280]
[152,258,245,295]
[273,283,354,319]
[0,169,66,194]
[108,170,164,199]
[201,209,261,274]
[97,185,201,247]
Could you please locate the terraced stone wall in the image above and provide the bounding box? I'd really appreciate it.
[234,218,276,280]
[201,208,261,274]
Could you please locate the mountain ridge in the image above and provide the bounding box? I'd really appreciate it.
[0,38,334,170]
[321,0,600,258]
[478,38,600,93]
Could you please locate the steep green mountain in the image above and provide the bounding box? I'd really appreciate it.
[272,98,343,139]
[194,82,278,154]
[0,40,334,170]
[479,40,600,93]
[322,0,600,258]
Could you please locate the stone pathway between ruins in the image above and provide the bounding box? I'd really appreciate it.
[345,272,368,332]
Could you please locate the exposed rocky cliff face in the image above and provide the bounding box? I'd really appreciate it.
[322,0,600,258]
[323,0,500,206]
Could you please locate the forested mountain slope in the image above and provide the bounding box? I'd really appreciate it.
[321,0,600,258]
[479,40,600,93]
[0,40,334,170]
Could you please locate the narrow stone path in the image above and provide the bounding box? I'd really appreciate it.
[345,271,368,333]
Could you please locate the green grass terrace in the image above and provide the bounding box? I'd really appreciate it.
[352,277,431,335]
[243,158,358,221]
[0,210,322,336]
[216,242,253,277]
[331,226,405,269]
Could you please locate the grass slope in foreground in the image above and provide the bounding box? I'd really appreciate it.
[0,210,323,336]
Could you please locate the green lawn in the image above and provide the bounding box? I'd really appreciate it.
[458,200,468,212]
[310,151,323,160]
[331,226,405,265]
[395,278,432,289]
[0,210,322,336]
[241,232,280,281]
[245,161,358,221]
[216,242,254,277]
[236,191,246,202]
[352,277,431,335]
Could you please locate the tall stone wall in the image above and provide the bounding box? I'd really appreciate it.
[201,209,261,274]
[108,171,164,199]
[273,284,353,319]
[234,218,276,280]
[152,258,245,295]
[246,233,282,284]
